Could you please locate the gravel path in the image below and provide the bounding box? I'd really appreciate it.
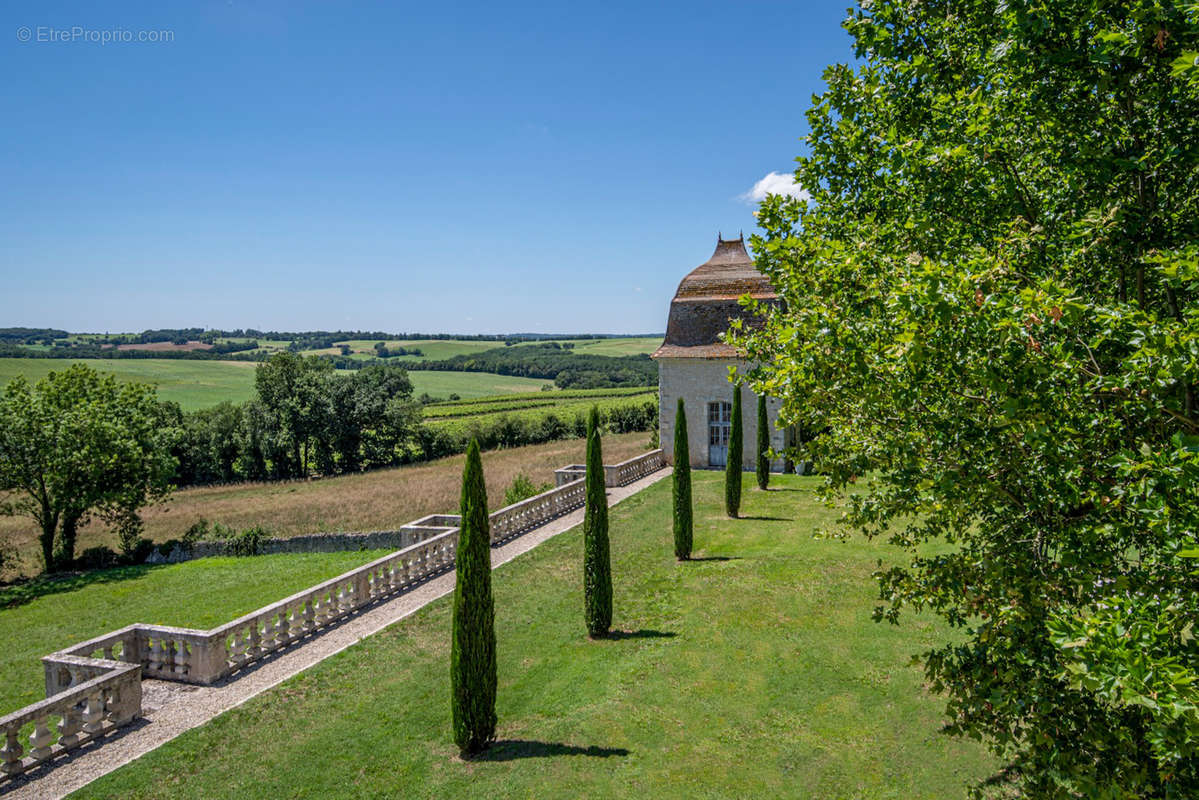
[2,468,669,800]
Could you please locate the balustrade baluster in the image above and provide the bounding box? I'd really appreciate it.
[148,638,163,674]
[81,693,104,735]
[276,608,290,645]
[1,728,23,775]
[28,716,53,761]
[163,639,176,675]
[303,598,315,632]
[58,705,82,749]
[238,626,252,663]
[174,640,189,676]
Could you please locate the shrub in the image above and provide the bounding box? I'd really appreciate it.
[221,525,266,557]
[117,515,147,559]
[672,398,692,560]
[450,438,497,756]
[503,473,550,506]
[725,386,743,518]
[583,407,612,637]
[129,537,157,564]
[77,546,119,570]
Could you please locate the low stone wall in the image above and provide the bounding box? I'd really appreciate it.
[172,530,415,561]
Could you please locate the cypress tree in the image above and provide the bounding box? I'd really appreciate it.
[672,397,693,560]
[756,394,770,490]
[583,406,612,637]
[450,438,497,757]
[725,385,743,518]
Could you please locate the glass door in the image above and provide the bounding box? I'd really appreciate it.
[708,401,731,467]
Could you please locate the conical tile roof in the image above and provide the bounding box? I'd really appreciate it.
[652,235,777,359]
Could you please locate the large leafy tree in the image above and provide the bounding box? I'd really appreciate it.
[254,351,334,478]
[0,364,177,571]
[737,1,1199,795]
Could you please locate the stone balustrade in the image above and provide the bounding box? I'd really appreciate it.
[554,465,586,487]
[0,450,665,785]
[489,478,588,544]
[1,661,141,778]
[604,449,667,487]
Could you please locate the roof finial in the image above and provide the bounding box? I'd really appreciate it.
[717,230,722,243]
[738,229,743,241]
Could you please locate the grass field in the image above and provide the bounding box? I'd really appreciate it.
[544,336,662,356]
[407,370,548,398]
[422,387,656,436]
[72,472,997,799]
[0,550,389,713]
[0,433,653,577]
[297,339,504,361]
[0,358,260,410]
[0,359,549,410]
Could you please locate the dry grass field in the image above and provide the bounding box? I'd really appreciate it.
[0,432,653,578]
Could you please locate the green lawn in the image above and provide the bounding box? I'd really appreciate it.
[0,551,389,713]
[0,358,260,411]
[74,473,996,799]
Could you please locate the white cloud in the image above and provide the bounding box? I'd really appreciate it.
[740,171,810,204]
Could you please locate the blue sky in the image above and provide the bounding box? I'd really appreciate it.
[1,1,852,334]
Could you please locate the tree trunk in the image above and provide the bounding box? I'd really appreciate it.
[58,512,81,569]
[39,509,58,574]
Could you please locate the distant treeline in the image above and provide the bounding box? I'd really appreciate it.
[1,327,661,345]
[0,328,70,344]
[414,343,657,389]
[0,341,263,360]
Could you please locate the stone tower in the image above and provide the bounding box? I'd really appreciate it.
[651,234,784,470]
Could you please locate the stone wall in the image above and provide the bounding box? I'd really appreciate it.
[164,530,417,562]
[656,357,785,471]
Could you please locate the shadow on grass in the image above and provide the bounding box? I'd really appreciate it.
[473,740,631,761]
[0,564,164,610]
[684,556,741,562]
[599,629,677,641]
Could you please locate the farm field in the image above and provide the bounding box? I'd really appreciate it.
[0,551,390,713]
[0,359,548,410]
[297,339,505,361]
[0,432,653,576]
[74,472,997,799]
[422,387,656,435]
[0,358,259,410]
[542,336,662,356]
[295,337,663,361]
[407,370,548,398]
